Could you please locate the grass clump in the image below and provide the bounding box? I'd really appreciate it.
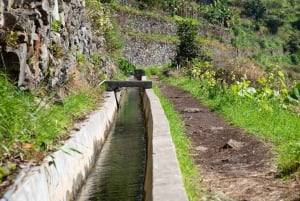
[124,30,179,44]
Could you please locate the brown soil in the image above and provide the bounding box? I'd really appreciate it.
[158,83,300,201]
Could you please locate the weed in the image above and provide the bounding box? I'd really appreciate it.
[105,18,123,54]
[4,31,18,46]
[91,52,101,66]
[51,20,62,33]
[76,53,85,67]
[86,0,113,35]
[118,58,135,75]
[49,43,64,58]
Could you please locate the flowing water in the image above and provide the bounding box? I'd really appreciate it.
[76,88,146,201]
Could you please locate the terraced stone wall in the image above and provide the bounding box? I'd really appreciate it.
[116,10,177,67]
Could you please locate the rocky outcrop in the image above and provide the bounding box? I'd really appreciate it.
[0,0,110,91]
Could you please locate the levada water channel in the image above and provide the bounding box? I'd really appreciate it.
[75,87,147,201]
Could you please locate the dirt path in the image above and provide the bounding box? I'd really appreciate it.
[158,83,300,201]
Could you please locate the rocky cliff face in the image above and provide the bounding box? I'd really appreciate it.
[0,0,111,91]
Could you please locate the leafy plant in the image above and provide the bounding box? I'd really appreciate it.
[202,0,233,26]
[242,0,266,21]
[49,43,64,58]
[91,52,102,66]
[174,19,199,67]
[264,14,284,34]
[0,73,102,182]
[51,20,62,33]
[291,17,300,30]
[118,58,135,75]
[3,31,18,46]
[287,83,300,103]
[76,53,85,67]
[86,0,113,35]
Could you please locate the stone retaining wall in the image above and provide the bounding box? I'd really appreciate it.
[121,35,176,67]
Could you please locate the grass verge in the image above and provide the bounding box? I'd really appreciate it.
[0,74,103,182]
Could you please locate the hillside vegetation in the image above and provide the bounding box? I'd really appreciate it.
[128,0,300,75]
[117,0,300,187]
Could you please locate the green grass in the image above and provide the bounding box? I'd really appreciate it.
[32,90,99,150]
[111,3,174,23]
[0,74,102,181]
[151,83,204,200]
[165,76,300,176]
[124,29,179,43]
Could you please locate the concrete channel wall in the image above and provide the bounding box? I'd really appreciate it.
[143,88,188,201]
[1,86,188,201]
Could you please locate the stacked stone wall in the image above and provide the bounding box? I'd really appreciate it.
[0,0,111,91]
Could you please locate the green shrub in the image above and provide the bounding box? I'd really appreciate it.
[202,0,233,26]
[292,18,300,30]
[285,33,300,54]
[174,19,199,67]
[135,0,185,12]
[86,0,113,35]
[118,58,135,75]
[242,0,266,21]
[287,83,300,103]
[264,14,284,34]
[290,54,300,65]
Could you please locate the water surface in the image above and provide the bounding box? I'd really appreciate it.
[76,88,146,201]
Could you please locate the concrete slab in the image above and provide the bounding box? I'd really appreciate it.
[143,88,188,201]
